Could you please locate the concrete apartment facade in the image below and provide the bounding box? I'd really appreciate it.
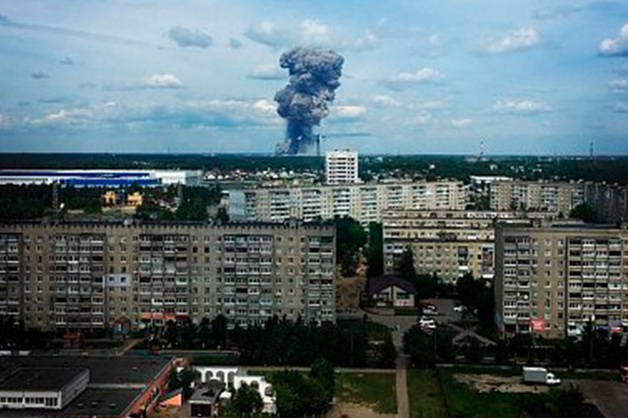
[227,180,468,226]
[325,150,359,185]
[490,180,584,215]
[382,210,557,283]
[0,219,335,331]
[584,182,628,223]
[495,220,628,339]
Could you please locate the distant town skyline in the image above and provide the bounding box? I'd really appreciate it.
[0,0,627,155]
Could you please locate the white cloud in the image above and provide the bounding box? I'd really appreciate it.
[244,21,291,48]
[609,79,628,91]
[410,112,432,125]
[391,68,445,83]
[248,64,284,80]
[352,30,380,51]
[372,95,401,107]
[427,34,441,47]
[30,98,280,129]
[252,99,277,116]
[333,105,367,119]
[532,6,582,20]
[599,23,628,57]
[493,99,551,115]
[614,102,628,113]
[244,19,380,52]
[421,100,446,109]
[168,26,213,48]
[481,28,541,54]
[145,74,183,89]
[32,101,119,126]
[451,118,473,128]
[299,19,331,47]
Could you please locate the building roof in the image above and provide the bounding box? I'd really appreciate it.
[0,356,170,386]
[189,380,226,405]
[0,367,86,392]
[368,274,418,296]
[0,388,142,418]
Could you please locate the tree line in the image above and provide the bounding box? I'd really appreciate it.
[151,315,396,368]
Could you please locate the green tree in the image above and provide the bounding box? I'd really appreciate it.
[212,314,228,349]
[396,247,417,283]
[334,216,367,277]
[272,368,333,417]
[570,203,597,223]
[168,367,198,399]
[232,383,263,417]
[310,357,335,401]
[403,326,436,368]
[197,317,212,349]
[366,222,383,278]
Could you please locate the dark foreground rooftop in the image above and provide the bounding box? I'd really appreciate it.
[0,367,86,391]
[0,355,170,386]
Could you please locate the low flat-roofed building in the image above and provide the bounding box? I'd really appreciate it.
[0,355,174,418]
[189,380,225,417]
[0,368,89,410]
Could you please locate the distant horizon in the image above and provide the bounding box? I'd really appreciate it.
[0,151,626,158]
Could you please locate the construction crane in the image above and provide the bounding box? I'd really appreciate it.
[315,132,372,157]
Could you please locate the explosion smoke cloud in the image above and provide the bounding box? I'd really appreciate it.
[274,47,344,155]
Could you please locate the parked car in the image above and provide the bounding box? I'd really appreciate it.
[419,316,437,329]
[453,304,465,312]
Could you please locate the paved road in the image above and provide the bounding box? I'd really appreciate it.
[394,340,410,418]
[240,365,395,374]
[572,379,628,418]
[367,314,411,418]
[448,323,496,346]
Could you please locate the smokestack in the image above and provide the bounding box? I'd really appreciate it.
[274,47,344,155]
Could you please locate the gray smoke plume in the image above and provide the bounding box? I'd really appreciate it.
[274,47,344,155]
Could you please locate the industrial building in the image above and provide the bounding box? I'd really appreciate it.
[0,219,335,331]
[0,355,173,418]
[382,209,558,283]
[495,220,628,339]
[0,169,202,187]
[325,149,359,185]
[227,180,468,225]
[489,180,584,215]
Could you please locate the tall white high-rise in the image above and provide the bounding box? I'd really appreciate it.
[325,149,359,185]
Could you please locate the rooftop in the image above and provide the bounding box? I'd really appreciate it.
[0,356,170,387]
[0,367,86,392]
[368,274,418,296]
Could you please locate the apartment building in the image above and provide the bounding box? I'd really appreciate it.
[325,149,359,185]
[382,210,557,283]
[584,182,628,223]
[0,219,335,332]
[228,180,468,225]
[495,220,628,339]
[490,181,584,215]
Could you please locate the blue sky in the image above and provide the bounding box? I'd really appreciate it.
[0,0,627,155]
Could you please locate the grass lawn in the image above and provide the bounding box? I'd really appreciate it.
[439,369,523,418]
[336,372,397,414]
[407,369,447,418]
